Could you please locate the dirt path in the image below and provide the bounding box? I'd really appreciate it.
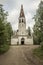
[0,45,40,65]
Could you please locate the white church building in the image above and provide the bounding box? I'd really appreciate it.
[11,5,33,45]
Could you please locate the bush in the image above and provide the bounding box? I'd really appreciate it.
[33,35,40,45]
[0,44,9,54]
[40,42,43,50]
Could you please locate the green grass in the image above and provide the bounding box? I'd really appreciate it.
[0,44,9,54]
[33,47,43,60]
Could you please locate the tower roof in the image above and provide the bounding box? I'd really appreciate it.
[19,5,25,18]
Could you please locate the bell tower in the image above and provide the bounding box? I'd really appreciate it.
[18,5,26,35]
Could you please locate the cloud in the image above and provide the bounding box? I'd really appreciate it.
[0,0,6,4]
[26,12,32,21]
[7,9,19,30]
[0,0,41,31]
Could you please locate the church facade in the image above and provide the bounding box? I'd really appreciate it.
[11,5,33,45]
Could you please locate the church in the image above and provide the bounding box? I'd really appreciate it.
[11,5,33,45]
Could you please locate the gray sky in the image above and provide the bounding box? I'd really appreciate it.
[0,0,41,31]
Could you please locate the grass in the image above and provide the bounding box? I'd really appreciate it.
[0,44,9,54]
[33,47,43,60]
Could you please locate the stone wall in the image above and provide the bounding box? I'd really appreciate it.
[11,37,33,45]
[11,38,18,45]
[26,38,33,44]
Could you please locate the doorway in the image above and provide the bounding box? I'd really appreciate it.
[21,38,25,45]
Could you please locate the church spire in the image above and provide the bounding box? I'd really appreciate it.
[19,5,25,17]
[21,5,23,10]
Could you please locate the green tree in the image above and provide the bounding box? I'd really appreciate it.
[0,4,7,46]
[6,22,13,45]
[0,4,13,54]
[28,27,31,36]
[33,1,43,45]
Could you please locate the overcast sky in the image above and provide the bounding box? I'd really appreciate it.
[0,0,41,31]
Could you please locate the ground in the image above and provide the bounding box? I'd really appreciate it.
[0,45,43,65]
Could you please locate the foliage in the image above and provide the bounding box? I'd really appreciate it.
[0,4,7,46]
[28,27,31,37]
[33,34,40,45]
[0,4,13,54]
[0,44,9,54]
[5,22,13,45]
[33,1,43,60]
[40,42,43,50]
[33,1,43,45]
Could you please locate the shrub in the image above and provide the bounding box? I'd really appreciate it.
[40,42,43,50]
[0,44,9,54]
[33,35,40,45]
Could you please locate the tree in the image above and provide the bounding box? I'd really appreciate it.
[28,27,31,36]
[33,1,43,45]
[0,4,7,46]
[6,22,13,45]
[0,4,13,54]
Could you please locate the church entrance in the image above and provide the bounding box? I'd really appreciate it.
[21,38,25,45]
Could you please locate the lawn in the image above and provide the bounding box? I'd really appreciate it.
[33,47,43,60]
